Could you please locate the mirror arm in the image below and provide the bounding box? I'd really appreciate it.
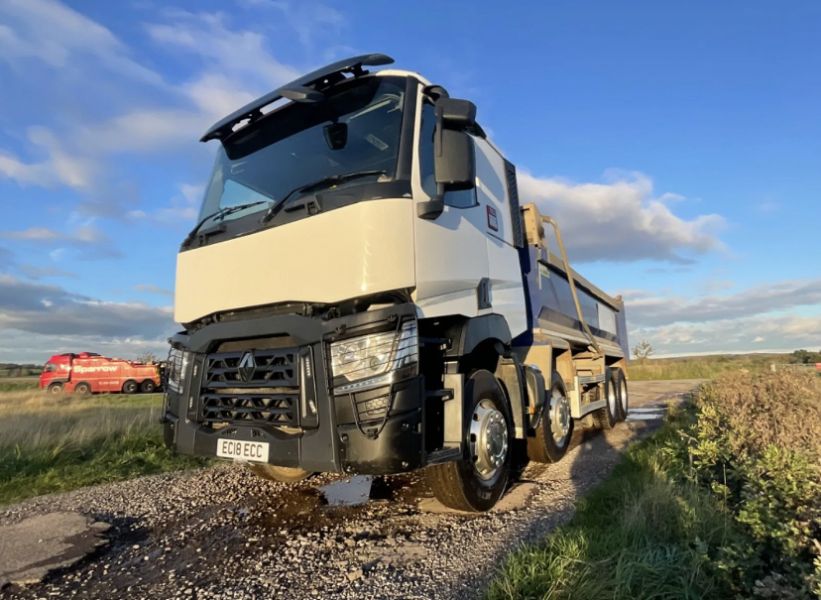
[417,182,445,220]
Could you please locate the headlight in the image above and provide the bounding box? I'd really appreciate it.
[330,320,418,389]
[166,347,191,393]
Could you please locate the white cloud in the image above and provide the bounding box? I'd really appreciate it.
[0,224,121,259]
[134,283,173,297]
[145,11,300,85]
[624,278,821,327]
[630,313,821,356]
[0,275,174,337]
[128,183,204,226]
[0,0,162,85]
[0,225,107,245]
[624,278,821,355]
[0,127,96,190]
[0,328,172,364]
[240,0,346,50]
[518,171,725,264]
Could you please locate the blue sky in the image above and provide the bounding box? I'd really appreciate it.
[0,0,819,362]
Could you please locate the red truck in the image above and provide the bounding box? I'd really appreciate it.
[39,352,162,395]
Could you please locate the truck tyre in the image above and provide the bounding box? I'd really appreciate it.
[426,369,513,512]
[122,380,138,394]
[249,464,313,483]
[140,380,156,393]
[593,369,618,430]
[74,382,91,396]
[47,382,64,394]
[528,372,574,463]
[614,369,628,421]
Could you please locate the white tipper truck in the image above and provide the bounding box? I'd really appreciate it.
[162,54,630,512]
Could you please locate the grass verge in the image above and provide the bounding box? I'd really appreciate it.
[488,416,740,599]
[488,371,821,600]
[0,391,208,505]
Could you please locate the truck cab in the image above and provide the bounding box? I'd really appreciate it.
[164,54,629,511]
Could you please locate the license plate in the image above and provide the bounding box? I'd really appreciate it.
[216,438,270,463]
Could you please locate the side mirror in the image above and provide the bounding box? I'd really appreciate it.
[418,98,477,220]
[438,98,476,128]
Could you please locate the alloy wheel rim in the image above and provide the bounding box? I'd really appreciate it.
[549,387,571,447]
[470,399,509,482]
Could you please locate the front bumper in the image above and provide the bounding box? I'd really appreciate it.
[163,303,425,475]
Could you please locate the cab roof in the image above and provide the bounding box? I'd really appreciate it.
[200,53,395,143]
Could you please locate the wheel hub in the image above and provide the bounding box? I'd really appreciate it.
[470,400,508,481]
[549,389,571,446]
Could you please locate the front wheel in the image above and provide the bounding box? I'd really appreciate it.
[426,369,513,512]
[249,464,313,483]
[47,382,64,394]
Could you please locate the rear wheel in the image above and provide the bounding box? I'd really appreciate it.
[140,379,156,393]
[249,465,313,483]
[426,369,513,512]
[47,382,64,394]
[528,372,574,463]
[122,380,138,394]
[614,369,628,421]
[593,369,618,430]
[74,382,91,396]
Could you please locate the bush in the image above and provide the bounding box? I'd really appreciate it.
[487,372,821,600]
[685,371,821,597]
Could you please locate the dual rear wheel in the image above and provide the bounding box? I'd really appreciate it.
[595,368,629,428]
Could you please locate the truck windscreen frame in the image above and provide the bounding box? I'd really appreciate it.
[186,76,416,250]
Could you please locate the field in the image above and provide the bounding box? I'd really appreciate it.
[627,351,816,380]
[0,381,206,504]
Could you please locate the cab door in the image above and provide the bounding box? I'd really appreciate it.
[473,137,528,338]
[412,100,489,318]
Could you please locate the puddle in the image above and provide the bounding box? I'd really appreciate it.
[627,404,668,422]
[319,475,373,507]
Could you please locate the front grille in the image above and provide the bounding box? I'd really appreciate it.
[200,348,299,426]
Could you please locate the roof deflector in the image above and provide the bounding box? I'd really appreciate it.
[200,53,395,142]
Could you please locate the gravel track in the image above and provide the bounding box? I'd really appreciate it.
[0,380,700,599]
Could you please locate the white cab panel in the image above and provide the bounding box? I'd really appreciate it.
[474,137,528,338]
[175,199,415,323]
[413,202,491,317]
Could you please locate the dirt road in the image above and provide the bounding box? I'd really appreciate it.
[0,380,701,599]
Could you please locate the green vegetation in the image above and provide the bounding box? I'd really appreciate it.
[0,364,42,377]
[0,376,39,392]
[0,390,208,505]
[630,352,790,381]
[488,371,821,599]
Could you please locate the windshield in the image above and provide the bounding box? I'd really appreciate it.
[197,76,406,228]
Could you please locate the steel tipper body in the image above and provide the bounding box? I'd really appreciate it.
[163,54,629,511]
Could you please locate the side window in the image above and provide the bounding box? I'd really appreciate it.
[419,101,477,208]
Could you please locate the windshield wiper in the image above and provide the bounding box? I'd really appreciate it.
[260,170,386,225]
[182,200,269,247]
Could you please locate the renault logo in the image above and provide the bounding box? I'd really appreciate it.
[238,352,256,382]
